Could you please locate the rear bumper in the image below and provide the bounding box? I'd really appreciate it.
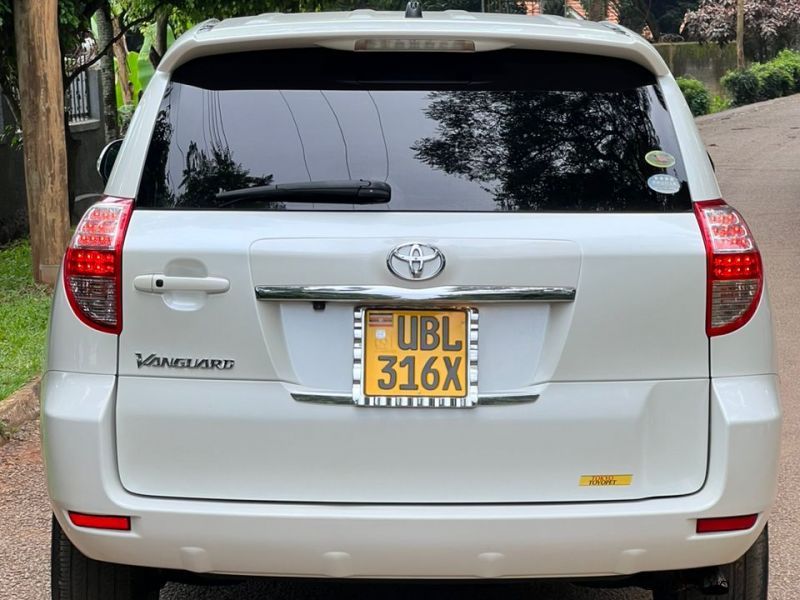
[42,371,781,579]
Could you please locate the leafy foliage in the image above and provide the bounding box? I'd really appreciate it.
[750,61,794,100]
[721,69,759,105]
[721,50,800,105]
[773,48,800,91]
[676,76,710,116]
[0,1,108,129]
[684,0,800,60]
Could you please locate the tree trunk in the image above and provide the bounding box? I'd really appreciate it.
[588,0,605,21]
[150,9,170,69]
[13,0,71,285]
[112,15,133,106]
[736,0,745,69]
[643,12,660,42]
[94,3,119,142]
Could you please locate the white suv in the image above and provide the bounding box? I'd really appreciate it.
[44,9,781,600]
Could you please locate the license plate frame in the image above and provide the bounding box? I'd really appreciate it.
[353,306,479,408]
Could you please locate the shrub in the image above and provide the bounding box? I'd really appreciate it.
[721,70,760,106]
[773,50,800,91]
[676,76,711,116]
[751,62,794,100]
[721,50,800,106]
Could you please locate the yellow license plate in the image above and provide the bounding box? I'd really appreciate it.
[362,309,469,398]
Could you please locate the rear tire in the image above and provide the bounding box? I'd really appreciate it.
[653,524,768,600]
[51,515,161,600]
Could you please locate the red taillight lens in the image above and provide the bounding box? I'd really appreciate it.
[696,514,758,534]
[68,511,131,531]
[63,197,133,334]
[694,200,763,337]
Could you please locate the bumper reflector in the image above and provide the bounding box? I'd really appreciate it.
[68,512,131,531]
[696,514,758,534]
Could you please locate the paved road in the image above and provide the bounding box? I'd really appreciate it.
[1,94,798,599]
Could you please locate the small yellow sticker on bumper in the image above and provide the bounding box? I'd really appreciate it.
[579,474,633,487]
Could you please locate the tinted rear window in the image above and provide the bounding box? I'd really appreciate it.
[137,49,691,212]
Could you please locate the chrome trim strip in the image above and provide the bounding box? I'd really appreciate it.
[255,285,575,303]
[476,393,540,406]
[290,392,539,407]
[292,393,352,406]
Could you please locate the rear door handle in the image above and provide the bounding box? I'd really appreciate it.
[133,274,230,294]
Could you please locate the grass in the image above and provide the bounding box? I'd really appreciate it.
[710,94,733,114]
[0,240,52,402]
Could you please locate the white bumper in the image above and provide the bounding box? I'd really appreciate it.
[41,371,780,579]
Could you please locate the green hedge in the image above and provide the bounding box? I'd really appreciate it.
[722,50,800,106]
[676,76,711,116]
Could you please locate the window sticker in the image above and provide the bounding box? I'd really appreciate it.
[645,150,676,168]
[647,174,681,194]
[579,474,633,487]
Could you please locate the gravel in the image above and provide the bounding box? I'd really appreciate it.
[0,420,50,599]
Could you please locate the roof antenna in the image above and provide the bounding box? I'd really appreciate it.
[405,1,423,18]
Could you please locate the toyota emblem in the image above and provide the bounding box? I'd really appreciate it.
[386,242,445,281]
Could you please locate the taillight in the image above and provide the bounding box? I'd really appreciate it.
[694,200,763,337]
[63,197,133,334]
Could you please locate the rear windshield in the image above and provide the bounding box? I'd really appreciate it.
[137,48,691,212]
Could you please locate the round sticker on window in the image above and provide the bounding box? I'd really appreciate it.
[647,174,681,195]
[645,150,676,168]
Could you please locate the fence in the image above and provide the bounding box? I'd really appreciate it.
[1,59,105,245]
[654,42,740,96]
[66,69,92,123]
[65,56,93,124]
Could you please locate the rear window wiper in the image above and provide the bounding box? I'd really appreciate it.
[215,179,390,207]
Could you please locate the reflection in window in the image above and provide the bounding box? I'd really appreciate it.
[412,88,687,212]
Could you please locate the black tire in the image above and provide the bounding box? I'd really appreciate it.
[653,524,768,600]
[51,515,161,600]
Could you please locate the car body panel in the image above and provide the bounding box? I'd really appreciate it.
[44,10,780,581]
[114,211,709,503]
[42,370,780,577]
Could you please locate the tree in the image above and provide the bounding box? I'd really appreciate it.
[683,0,800,60]
[539,0,564,15]
[614,0,701,41]
[584,0,608,21]
[94,3,119,141]
[12,0,70,284]
[0,0,23,138]
[736,0,744,69]
[0,1,170,138]
[111,12,134,106]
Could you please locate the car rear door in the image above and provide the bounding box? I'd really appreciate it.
[114,48,710,504]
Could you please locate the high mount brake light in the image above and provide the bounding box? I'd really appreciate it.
[354,39,476,52]
[694,200,763,337]
[63,197,133,334]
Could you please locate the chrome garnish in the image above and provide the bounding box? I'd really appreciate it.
[290,391,539,407]
[254,285,576,303]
